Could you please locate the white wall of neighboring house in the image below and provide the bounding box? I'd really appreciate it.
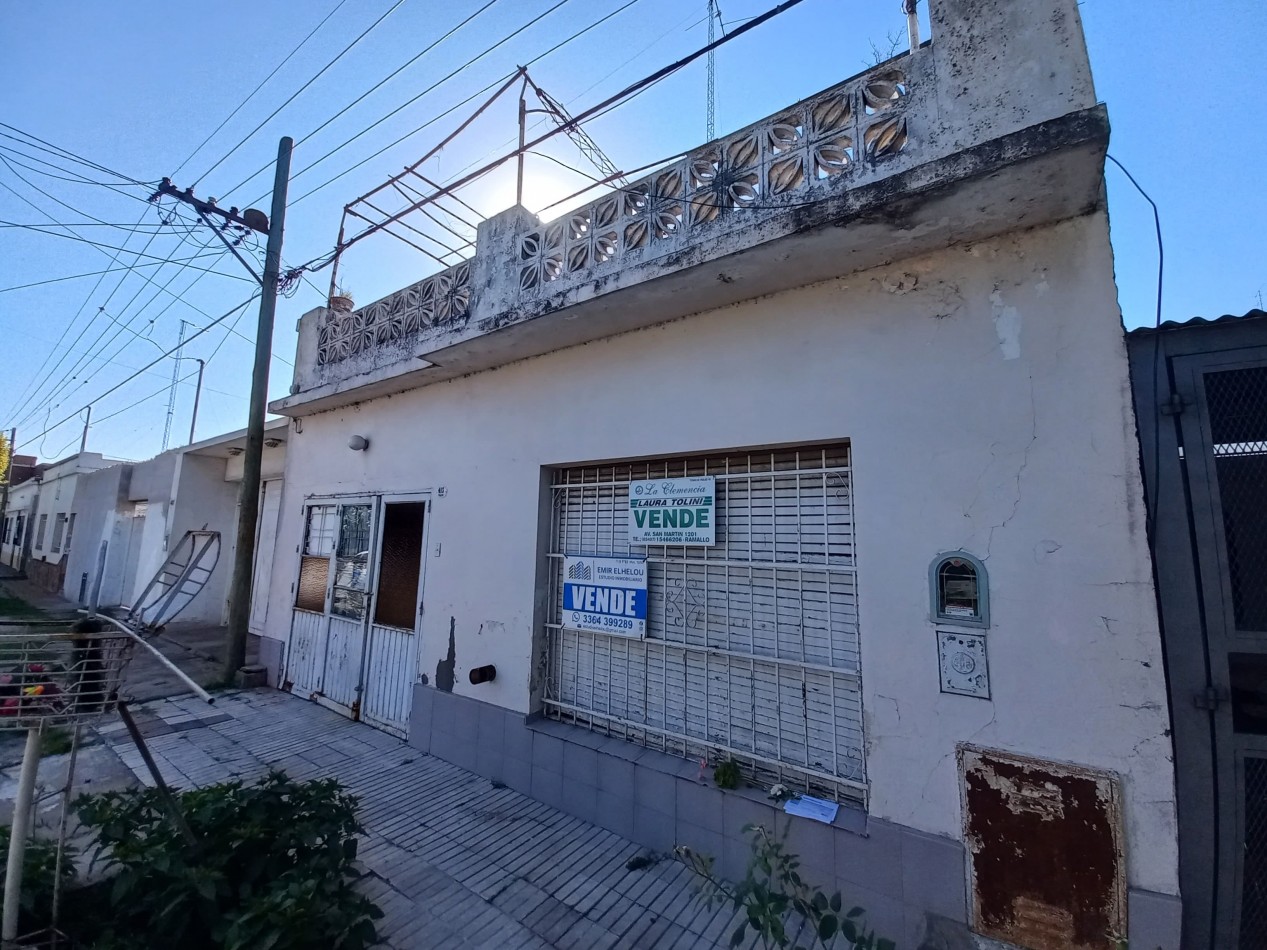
[60,463,131,606]
[0,478,40,568]
[265,213,1179,898]
[54,421,287,626]
[17,453,115,592]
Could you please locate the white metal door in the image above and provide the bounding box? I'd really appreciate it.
[360,498,429,737]
[119,503,148,607]
[286,496,426,736]
[249,480,282,634]
[544,445,864,803]
[285,498,377,716]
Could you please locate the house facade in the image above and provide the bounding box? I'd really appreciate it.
[62,419,288,631]
[4,452,117,591]
[1,474,42,571]
[260,0,1181,945]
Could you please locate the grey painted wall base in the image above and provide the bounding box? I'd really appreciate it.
[411,685,969,948]
[257,636,284,688]
[408,685,1183,950]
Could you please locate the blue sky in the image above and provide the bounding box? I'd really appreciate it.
[1,0,1263,463]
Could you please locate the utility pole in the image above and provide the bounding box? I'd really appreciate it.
[154,136,292,679]
[224,137,291,678]
[188,357,205,445]
[162,319,188,452]
[79,405,91,454]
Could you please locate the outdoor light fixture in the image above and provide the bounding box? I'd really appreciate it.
[348,435,370,452]
[226,447,244,457]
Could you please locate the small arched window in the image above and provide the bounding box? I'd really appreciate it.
[930,551,989,628]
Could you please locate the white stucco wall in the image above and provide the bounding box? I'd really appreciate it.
[60,464,131,605]
[125,454,178,606]
[167,454,240,624]
[0,480,40,567]
[266,211,1177,895]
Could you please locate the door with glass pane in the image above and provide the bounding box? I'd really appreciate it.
[286,499,377,716]
[360,499,428,736]
[286,496,427,735]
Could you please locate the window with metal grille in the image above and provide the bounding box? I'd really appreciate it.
[294,503,374,618]
[35,514,47,550]
[64,514,76,555]
[1205,366,1267,632]
[295,504,336,613]
[51,514,66,554]
[544,444,864,803]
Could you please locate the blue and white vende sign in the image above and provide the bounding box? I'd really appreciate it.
[563,556,647,638]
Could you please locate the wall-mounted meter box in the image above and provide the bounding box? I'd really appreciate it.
[930,551,989,629]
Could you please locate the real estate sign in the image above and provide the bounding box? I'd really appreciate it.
[628,476,716,545]
[562,555,647,638]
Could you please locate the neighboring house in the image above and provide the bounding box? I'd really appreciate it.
[261,0,1180,946]
[62,418,288,630]
[1,455,46,570]
[0,474,43,570]
[1128,310,1267,950]
[18,452,117,591]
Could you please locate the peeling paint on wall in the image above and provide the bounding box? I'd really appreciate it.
[436,618,456,692]
[991,288,1022,359]
[960,745,1125,950]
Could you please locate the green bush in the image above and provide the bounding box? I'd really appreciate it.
[0,825,75,931]
[72,771,381,950]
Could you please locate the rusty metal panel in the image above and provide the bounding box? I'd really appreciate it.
[960,745,1126,950]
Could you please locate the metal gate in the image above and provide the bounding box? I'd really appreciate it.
[1130,316,1267,949]
[285,495,428,737]
[544,444,864,803]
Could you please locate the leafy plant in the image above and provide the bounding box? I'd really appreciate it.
[713,759,743,790]
[0,825,75,930]
[71,770,381,950]
[677,785,894,949]
[41,726,73,757]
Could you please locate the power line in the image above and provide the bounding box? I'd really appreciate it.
[0,217,255,277]
[173,0,353,177]
[1,198,162,421]
[0,124,147,185]
[1,176,198,423]
[334,0,808,254]
[194,0,409,186]
[434,4,700,198]
[13,295,261,454]
[1105,154,1164,539]
[92,370,201,428]
[9,167,287,430]
[12,227,219,428]
[284,0,643,210]
[219,0,501,200]
[246,0,573,203]
[0,253,229,294]
[10,191,251,427]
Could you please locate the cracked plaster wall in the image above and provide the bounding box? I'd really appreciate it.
[265,209,1177,897]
